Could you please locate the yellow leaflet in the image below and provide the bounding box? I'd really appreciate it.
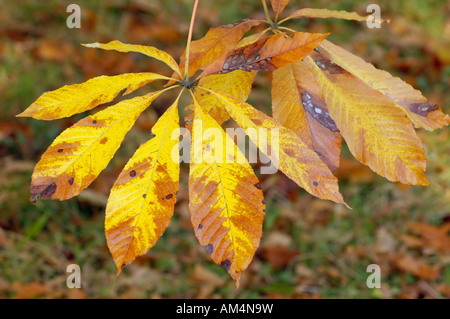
[83,40,182,77]
[319,40,449,131]
[187,70,256,127]
[30,89,168,202]
[235,30,269,49]
[203,88,347,206]
[304,54,428,186]
[105,93,181,273]
[189,97,265,286]
[17,73,169,120]
[284,8,390,23]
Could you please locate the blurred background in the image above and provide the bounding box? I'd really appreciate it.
[0,0,449,299]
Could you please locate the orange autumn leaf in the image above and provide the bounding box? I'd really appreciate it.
[395,253,440,280]
[178,19,262,78]
[406,222,450,253]
[270,0,290,19]
[272,60,341,171]
[201,32,329,76]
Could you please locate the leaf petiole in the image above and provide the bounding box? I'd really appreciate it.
[262,0,273,24]
[184,0,201,79]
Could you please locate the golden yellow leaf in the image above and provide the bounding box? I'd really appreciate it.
[272,61,341,171]
[178,19,262,78]
[201,32,329,76]
[305,53,428,186]
[189,97,265,286]
[105,93,181,273]
[29,89,168,202]
[203,89,347,206]
[318,40,450,131]
[17,73,168,120]
[270,0,290,19]
[188,70,256,126]
[285,8,390,23]
[83,40,182,77]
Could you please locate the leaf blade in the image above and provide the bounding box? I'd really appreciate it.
[83,40,182,76]
[178,19,262,78]
[270,0,290,19]
[285,8,390,23]
[17,73,168,120]
[105,94,181,273]
[189,99,265,285]
[272,61,341,171]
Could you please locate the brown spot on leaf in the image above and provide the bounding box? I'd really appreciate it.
[129,170,136,177]
[142,194,146,199]
[410,103,439,117]
[220,52,274,74]
[92,120,97,124]
[198,224,203,229]
[314,56,344,74]
[217,37,275,74]
[57,149,63,153]
[100,137,108,144]
[301,91,339,132]
[254,183,262,189]
[68,177,74,185]
[221,259,232,271]
[204,244,214,254]
[166,193,173,200]
[30,182,57,201]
